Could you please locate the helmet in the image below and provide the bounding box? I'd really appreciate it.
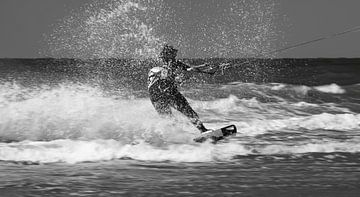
[159,44,178,59]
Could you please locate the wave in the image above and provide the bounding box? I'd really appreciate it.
[217,82,352,110]
[1,82,357,142]
[1,139,360,164]
[0,82,359,164]
[0,82,199,143]
[223,82,347,94]
[314,84,346,94]
[270,83,346,94]
[192,94,352,120]
[238,113,360,136]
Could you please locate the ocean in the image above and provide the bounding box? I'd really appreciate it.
[0,58,359,196]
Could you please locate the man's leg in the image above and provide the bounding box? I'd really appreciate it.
[151,99,172,116]
[170,92,208,133]
[149,86,172,116]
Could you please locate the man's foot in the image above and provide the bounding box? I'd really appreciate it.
[201,129,214,134]
[193,119,210,133]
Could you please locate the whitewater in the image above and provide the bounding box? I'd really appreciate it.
[1,78,359,164]
[1,61,360,196]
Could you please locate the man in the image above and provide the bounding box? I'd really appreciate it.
[148,44,213,133]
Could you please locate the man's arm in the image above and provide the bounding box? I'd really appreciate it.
[188,62,230,75]
[177,60,230,75]
[186,63,211,72]
[177,61,212,73]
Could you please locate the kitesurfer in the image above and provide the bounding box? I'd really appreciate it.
[148,44,212,133]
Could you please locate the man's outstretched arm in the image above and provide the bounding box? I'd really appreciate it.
[187,62,230,75]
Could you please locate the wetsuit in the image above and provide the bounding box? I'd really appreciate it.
[148,60,207,132]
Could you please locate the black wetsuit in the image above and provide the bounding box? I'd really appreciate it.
[148,60,207,132]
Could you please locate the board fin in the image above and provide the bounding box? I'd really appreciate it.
[193,125,237,143]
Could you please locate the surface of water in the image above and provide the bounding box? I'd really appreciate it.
[0,58,360,196]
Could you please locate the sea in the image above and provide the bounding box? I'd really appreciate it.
[0,58,359,196]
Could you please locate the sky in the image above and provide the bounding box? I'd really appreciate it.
[0,0,359,58]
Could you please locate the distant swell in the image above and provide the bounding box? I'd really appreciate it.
[270,83,346,94]
[238,113,360,136]
[314,84,346,94]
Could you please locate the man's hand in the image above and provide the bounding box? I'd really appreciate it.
[186,67,194,72]
[186,63,209,72]
[217,63,231,74]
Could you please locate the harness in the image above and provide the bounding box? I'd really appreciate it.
[148,65,176,91]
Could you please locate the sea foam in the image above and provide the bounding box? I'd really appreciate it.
[314,83,346,94]
[0,82,359,164]
[1,139,360,164]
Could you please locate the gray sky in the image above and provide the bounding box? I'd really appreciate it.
[278,0,360,58]
[0,0,359,58]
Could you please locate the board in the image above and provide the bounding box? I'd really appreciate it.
[193,125,237,143]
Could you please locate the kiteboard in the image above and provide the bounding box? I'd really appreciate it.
[193,125,237,143]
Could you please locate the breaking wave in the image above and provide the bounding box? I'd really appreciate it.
[314,84,346,94]
[1,139,360,164]
[0,82,197,143]
[271,83,346,94]
[0,82,359,164]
